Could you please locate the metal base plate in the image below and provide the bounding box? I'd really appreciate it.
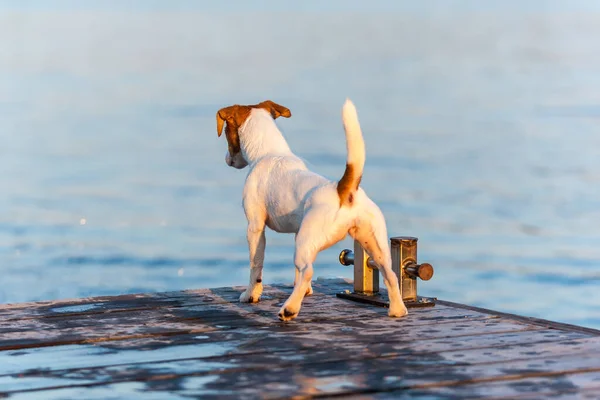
[336,291,436,308]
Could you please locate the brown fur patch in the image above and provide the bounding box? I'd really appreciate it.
[216,100,291,159]
[337,163,362,206]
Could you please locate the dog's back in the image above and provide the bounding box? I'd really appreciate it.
[244,154,329,234]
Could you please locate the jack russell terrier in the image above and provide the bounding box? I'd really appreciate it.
[216,99,407,321]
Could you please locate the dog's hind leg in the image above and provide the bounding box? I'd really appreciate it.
[239,217,267,303]
[351,212,408,318]
[279,250,314,321]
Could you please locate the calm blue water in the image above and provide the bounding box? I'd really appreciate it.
[1,2,600,328]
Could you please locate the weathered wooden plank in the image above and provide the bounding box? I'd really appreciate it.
[2,279,596,333]
[0,305,534,352]
[2,334,599,394]
[491,388,600,400]
[3,279,598,332]
[436,299,600,336]
[6,379,600,400]
[0,287,525,350]
[403,373,600,400]
[0,327,583,378]
[0,280,350,320]
[5,348,600,399]
[0,286,288,320]
[3,383,183,400]
[0,297,488,335]
[2,280,598,399]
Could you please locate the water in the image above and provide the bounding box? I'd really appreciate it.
[1,2,600,328]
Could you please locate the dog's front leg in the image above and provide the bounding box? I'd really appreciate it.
[239,224,266,303]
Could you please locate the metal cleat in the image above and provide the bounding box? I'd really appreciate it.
[337,236,436,308]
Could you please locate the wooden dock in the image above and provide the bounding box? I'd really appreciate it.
[1,278,600,399]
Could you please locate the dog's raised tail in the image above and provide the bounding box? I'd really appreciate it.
[337,99,366,207]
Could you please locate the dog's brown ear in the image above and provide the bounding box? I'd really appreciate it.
[216,105,246,137]
[258,100,292,119]
[218,103,283,136]
[216,107,233,137]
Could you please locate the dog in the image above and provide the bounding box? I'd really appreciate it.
[215,99,407,321]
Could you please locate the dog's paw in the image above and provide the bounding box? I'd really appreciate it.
[278,303,300,322]
[239,285,262,303]
[388,303,408,318]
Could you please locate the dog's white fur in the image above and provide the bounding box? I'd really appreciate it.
[224,99,407,321]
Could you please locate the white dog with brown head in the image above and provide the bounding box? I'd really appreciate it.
[216,99,407,321]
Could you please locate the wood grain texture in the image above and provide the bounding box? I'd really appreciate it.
[1,279,599,399]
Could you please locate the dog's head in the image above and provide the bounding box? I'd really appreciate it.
[216,100,291,169]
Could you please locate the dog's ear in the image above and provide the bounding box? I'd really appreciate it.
[216,109,226,137]
[216,106,236,137]
[216,105,250,137]
[217,102,286,136]
[258,100,292,119]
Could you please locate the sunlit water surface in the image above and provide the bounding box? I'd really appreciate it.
[1,2,600,328]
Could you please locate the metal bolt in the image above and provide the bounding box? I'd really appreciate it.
[338,249,379,269]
